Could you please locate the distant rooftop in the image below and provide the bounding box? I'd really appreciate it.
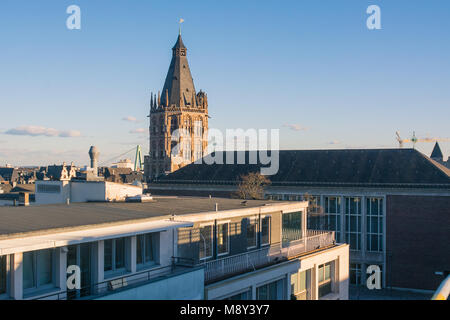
[0,197,277,239]
[154,149,450,188]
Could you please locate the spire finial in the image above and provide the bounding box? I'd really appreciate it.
[179,18,184,36]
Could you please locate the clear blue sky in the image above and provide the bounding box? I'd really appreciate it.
[0,0,449,166]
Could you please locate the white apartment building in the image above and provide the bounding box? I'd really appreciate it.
[0,197,348,300]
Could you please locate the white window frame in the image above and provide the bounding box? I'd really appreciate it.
[104,238,127,277]
[199,223,214,261]
[22,249,56,295]
[136,233,157,269]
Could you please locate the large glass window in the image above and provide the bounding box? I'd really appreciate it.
[67,243,92,299]
[217,223,229,256]
[137,234,156,266]
[261,216,271,246]
[350,263,362,286]
[257,279,284,300]
[23,249,54,291]
[318,262,332,298]
[345,197,362,250]
[0,255,6,295]
[366,198,383,252]
[199,225,213,260]
[104,238,126,274]
[246,218,257,249]
[324,196,341,241]
[282,211,303,242]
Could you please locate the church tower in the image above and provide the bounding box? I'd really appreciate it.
[144,33,209,181]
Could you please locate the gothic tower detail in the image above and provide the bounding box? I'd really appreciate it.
[144,33,209,181]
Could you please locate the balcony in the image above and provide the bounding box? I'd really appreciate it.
[33,263,201,300]
[176,230,335,284]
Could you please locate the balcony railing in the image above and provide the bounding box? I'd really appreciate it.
[175,230,335,283]
[33,263,192,300]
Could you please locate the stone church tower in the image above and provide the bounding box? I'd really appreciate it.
[144,33,209,181]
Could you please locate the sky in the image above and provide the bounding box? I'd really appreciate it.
[0,0,449,166]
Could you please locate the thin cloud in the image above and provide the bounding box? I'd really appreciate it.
[3,126,81,138]
[122,116,141,123]
[130,128,146,134]
[283,123,308,132]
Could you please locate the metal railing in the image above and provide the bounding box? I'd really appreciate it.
[34,263,183,300]
[174,230,335,283]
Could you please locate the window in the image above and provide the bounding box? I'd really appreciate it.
[350,263,362,286]
[345,197,361,250]
[324,196,341,241]
[23,249,54,291]
[199,225,213,260]
[291,270,309,300]
[0,255,6,295]
[246,218,257,249]
[282,211,303,242]
[137,234,156,266]
[366,198,383,252]
[194,140,203,161]
[261,216,271,246]
[217,223,229,256]
[257,279,284,300]
[104,238,126,274]
[36,184,60,193]
[223,289,251,300]
[67,243,92,299]
[183,139,191,162]
[318,262,332,298]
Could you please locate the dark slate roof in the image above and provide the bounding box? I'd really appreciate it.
[0,168,18,182]
[46,165,64,180]
[160,34,197,108]
[431,142,444,160]
[154,149,450,188]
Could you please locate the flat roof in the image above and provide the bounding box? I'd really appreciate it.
[0,197,282,240]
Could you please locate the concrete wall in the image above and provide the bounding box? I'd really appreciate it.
[35,181,69,205]
[96,267,204,300]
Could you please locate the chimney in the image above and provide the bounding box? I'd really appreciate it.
[19,192,29,206]
[215,203,218,212]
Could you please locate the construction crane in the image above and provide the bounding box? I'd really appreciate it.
[396,131,449,149]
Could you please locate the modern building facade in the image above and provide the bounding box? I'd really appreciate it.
[147,148,450,292]
[0,197,348,300]
[144,33,209,181]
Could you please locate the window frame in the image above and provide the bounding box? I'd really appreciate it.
[216,222,230,257]
[366,198,384,253]
[246,217,258,250]
[136,233,157,269]
[22,249,56,294]
[260,215,271,247]
[199,223,214,261]
[104,238,127,277]
[318,262,333,298]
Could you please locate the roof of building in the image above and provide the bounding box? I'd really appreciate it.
[0,168,18,182]
[160,34,197,108]
[0,197,275,239]
[431,142,444,160]
[154,149,450,188]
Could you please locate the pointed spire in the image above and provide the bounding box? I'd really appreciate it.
[431,142,444,161]
[158,91,161,107]
[150,92,153,109]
